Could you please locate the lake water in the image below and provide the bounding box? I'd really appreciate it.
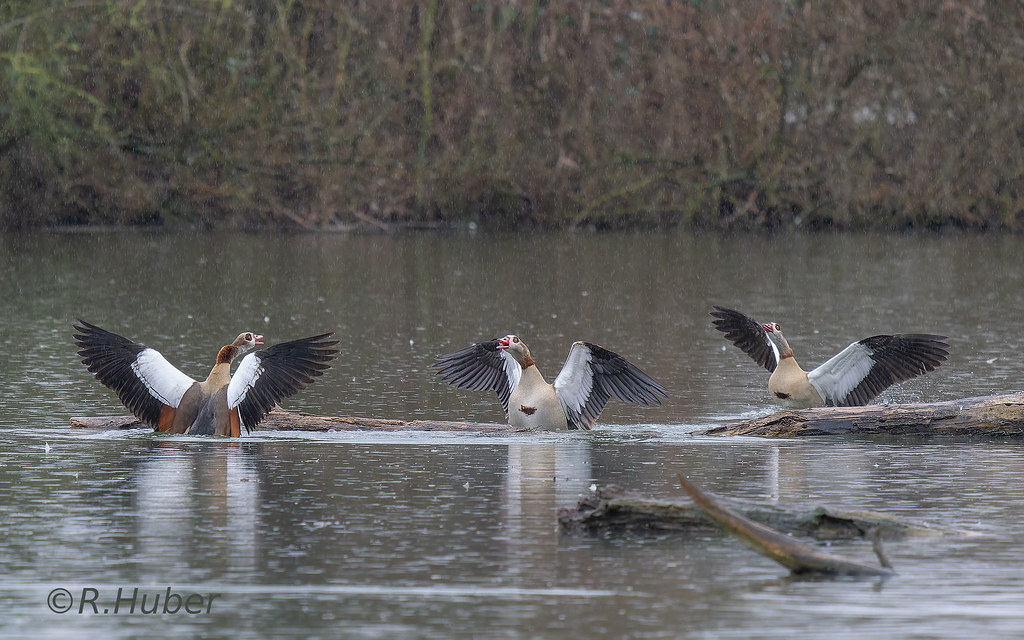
[2,230,1024,638]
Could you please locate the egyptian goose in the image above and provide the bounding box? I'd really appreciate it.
[73,320,339,436]
[710,306,949,408]
[434,335,667,430]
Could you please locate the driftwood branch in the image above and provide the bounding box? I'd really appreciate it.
[675,474,894,577]
[73,391,1024,437]
[557,485,959,541]
[699,392,1024,437]
[559,482,971,577]
[70,408,516,433]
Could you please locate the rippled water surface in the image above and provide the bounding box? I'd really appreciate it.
[2,230,1024,638]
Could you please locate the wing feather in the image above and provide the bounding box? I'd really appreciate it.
[73,320,196,428]
[554,342,668,430]
[433,339,521,416]
[710,306,780,372]
[808,334,949,406]
[227,333,339,432]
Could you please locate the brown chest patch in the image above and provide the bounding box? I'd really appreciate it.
[774,392,792,400]
[157,404,177,432]
[519,405,537,416]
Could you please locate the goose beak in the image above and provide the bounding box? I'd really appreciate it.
[496,336,511,349]
[254,334,265,345]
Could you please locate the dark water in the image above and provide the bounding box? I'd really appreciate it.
[2,230,1024,638]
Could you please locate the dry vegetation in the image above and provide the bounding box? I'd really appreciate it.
[1,1,1023,231]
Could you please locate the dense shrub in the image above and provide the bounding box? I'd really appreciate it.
[1,1,1022,230]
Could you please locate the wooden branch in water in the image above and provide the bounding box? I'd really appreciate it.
[557,484,957,542]
[699,392,1024,437]
[676,474,894,577]
[559,481,976,577]
[70,408,516,433]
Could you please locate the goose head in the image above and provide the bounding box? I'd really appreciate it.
[232,331,264,352]
[761,321,794,357]
[496,334,531,365]
[761,322,783,337]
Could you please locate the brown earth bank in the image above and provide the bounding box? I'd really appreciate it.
[2,2,1023,232]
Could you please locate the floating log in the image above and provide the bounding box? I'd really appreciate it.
[676,474,894,577]
[699,391,1024,437]
[70,408,517,433]
[557,484,959,541]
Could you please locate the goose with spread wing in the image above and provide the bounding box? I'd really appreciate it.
[710,306,949,408]
[73,320,338,436]
[434,334,667,430]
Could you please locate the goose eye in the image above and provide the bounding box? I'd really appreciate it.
[775,324,781,331]
[512,337,519,343]
[245,333,252,340]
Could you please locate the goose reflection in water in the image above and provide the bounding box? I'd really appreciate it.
[502,442,592,546]
[134,443,259,576]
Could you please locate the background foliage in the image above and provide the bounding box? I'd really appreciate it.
[1,1,1022,230]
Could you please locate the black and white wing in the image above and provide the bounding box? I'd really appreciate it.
[433,339,522,416]
[807,334,949,407]
[73,319,196,428]
[226,333,339,432]
[710,306,779,372]
[553,342,668,430]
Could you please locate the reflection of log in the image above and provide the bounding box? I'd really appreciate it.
[557,485,958,541]
[70,409,516,433]
[699,392,1024,437]
[676,474,894,577]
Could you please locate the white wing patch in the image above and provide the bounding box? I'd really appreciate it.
[227,353,264,409]
[553,342,594,414]
[766,332,781,369]
[807,341,874,405]
[500,349,522,395]
[131,348,195,407]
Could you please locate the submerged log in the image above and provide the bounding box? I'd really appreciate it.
[700,391,1024,437]
[70,408,516,433]
[557,484,960,541]
[676,474,894,577]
